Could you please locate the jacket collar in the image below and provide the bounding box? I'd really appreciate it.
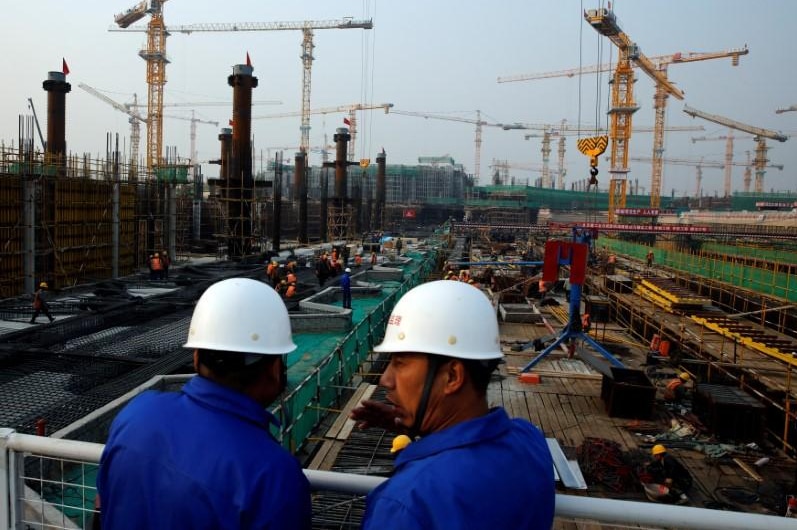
[395,407,511,467]
[182,375,281,430]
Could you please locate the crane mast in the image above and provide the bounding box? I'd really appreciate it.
[112,15,371,168]
[630,155,782,197]
[691,131,755,197]
[683,104,787,192]
[509,122,703,191]
[78,83,146,171]
[585,7,691,220]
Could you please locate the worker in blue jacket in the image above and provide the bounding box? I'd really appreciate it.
[341,267,352,309]
[351,280,555,530]
[97,278,311,530]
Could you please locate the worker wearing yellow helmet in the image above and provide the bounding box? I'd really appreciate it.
[646,443,692,504]
[350,280,555,529]
[30,281,55,325]
[664,372,691,403]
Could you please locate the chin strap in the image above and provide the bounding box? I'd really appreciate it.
[410,355,442,437]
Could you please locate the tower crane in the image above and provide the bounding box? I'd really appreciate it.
[489,159,544,185]
[163,111,219,166]
[112,17,373,157]
[776,105,797,114]
[584,7,685,221]
[389,110,504,183]
[79,83,218,168]
[78,83,145,168]
[691,132,753,197]
[505,122,703,190]
[630,155,783,198]
[683,105,788,193]
[253,102,393,163]
[499,44,747,211]
[114,0,169,174]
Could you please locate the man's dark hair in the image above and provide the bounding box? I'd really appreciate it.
[197,349,278,387]
[435,356,499,395]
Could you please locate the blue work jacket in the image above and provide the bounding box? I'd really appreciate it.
[97,375,311,530]
[363,407,555,530]
[340,273,351,290]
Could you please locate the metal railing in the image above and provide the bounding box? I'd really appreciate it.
[2,429,794,530]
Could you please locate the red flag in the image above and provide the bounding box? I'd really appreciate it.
[246,52,251,67]
[62,58,70,75]
[343,117,351,126]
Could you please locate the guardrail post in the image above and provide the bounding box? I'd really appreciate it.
[0,429,16,529]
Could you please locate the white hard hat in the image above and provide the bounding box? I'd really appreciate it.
[184,278,296,355]
[345,268,352,273]
[374,280,501,360]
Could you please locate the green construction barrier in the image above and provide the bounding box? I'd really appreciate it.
[271,248,437,451]
[156,166,189,183]
[603,239,796,303]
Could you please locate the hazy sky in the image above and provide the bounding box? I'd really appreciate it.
[3,0,795,196]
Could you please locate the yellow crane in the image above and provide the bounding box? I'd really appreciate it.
[114,0,169,174]
[630,155,782,198]
[683,105,788,193]
[584,7,686,221]
[504,122,703,190]
[253,102,393,163]
[499,44,747,208]
[113,17,373,158]
[389,110,504,184]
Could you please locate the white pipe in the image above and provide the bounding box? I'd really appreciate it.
[3,431,794,529]
[554,494,796,530]
[305,469,385,495]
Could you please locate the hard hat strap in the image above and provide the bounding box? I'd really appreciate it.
[411,355,443,437]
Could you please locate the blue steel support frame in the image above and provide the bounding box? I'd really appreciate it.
[521,230,624,372]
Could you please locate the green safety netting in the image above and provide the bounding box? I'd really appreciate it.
[603,239,796,303]
[271,249,437,451]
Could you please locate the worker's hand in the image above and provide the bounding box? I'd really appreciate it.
[664,478,673,486]
[350,400,408,434]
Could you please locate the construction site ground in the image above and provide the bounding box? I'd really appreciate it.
[308,285,797,528]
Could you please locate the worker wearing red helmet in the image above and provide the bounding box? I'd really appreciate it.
[351,280,555,529]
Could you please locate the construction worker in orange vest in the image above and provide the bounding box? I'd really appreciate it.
[149,252,164,280]
[354,254,363,267]
[286,271,297,285]
[285,282,297,299]
[663,373,691,403]
[581,313,591,334]
[266,261,277,284]
[606,254,617,275]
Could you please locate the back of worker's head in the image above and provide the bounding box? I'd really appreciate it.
[375,280,502,393]
[184,278,296,390]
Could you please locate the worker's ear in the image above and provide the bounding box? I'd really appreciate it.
[441,359,466,395]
